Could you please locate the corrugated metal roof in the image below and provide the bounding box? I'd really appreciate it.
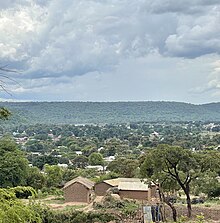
[118,181,149,191]
[104,178,149,187]
[63,176,94,189]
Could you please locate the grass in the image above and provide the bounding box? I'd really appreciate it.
[63,205,86,211]
[44,199,65,204]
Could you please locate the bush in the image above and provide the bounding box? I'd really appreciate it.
[0,189,41,223]
[40,187,63,197]
[33,204,118,223]
[94,194,139,218]
[10,186,37,199]
[207,186,220,198]
[191,198,204,204]
[0,188,15,200]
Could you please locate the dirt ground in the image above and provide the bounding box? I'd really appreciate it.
[36,195,105,210]
[165,204,220,222]
[34,196,220,222]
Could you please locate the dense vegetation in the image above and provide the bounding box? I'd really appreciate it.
[1,112,220,222]
[1,101,220,127]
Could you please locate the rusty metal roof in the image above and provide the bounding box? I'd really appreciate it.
[63,176,94,189]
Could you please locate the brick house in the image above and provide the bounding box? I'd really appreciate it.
[94,178,157,201]
[94,178,120,196]
[118,181,150,200]
[63,176,94,203]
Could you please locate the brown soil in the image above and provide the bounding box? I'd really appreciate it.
[165,204,220,222]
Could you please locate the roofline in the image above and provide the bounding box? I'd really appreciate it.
[63,181,93,190]
[119,189,149,192]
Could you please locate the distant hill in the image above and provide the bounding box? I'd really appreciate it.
[0,101,220,126]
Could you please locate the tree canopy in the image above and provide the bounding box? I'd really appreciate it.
[140,144,220,218]
[0,137,29,187]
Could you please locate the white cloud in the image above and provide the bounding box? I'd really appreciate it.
[0,0,220,102]
[165,6,220,57]
[207,60,220,93]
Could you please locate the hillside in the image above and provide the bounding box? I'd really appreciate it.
[0,101,220,126]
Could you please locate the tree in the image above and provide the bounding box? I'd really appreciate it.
[26,166,46,190]
[44,164,63,188]
[88,152,104,166]
[0,137,29,187]
[0,188,41,223]
[0,66,16,120]
[31,155,59,170]
[107,157,139,178]
[73,155,88,168]
[0,107,11,120]
[140,145,220,219]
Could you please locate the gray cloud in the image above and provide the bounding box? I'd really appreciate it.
[1,0,220,79]
[0,0,220,102]
[147,0,220,14]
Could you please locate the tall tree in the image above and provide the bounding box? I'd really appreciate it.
[44,164,63,188]
[140,145,220,219]
[107,157,139,178]
[88,152,104,166]
[0,137,29,187]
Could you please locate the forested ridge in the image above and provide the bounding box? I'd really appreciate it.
[0,101,220,126]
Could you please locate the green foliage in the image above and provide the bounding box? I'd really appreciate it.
[0,137,29,187]
[62,168,77,182]
[73,155,88,168]
[88,152,104,166]
[0,107,11,120]
[94,195,139,218]
[26,166,46,189]
[192,171,220,198]
[0,188,16,200]
[107,157,139,178]
[10,186,37,199]
[44,164,63,188]
[121,201,139,218]
[0,188,41,223]
[94,172,119,183]
[33,204,117,223]
[195,213,205,223]
[140,145,220,218]
[40,187,63,197]
[32,155,60,169]
[2,101,220,128]
[177,215,188,223]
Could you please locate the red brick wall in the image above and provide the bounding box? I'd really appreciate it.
[94,182,112,196]
[64,182,90,203]
[119,190,149,200]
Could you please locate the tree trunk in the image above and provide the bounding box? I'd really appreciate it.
[186,192,192,218]
[166,202,177,222]
[177,179,192,219]
[158,188,177,222]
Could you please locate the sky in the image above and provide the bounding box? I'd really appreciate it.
[0,0,220,103]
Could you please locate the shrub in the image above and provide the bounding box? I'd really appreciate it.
[0,189,41,223]
[10,186,37,199]
[32,204,118,223]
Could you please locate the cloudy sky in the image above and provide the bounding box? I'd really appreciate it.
[0,0,220,103]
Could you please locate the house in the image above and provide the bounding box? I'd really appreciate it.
[118,181,150,200]
[63,176,94,203]
[94,178,157,201]
[86,165,106,171]
[94,178,120,196]
[103,156,115,162]
[75,151,83,156]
